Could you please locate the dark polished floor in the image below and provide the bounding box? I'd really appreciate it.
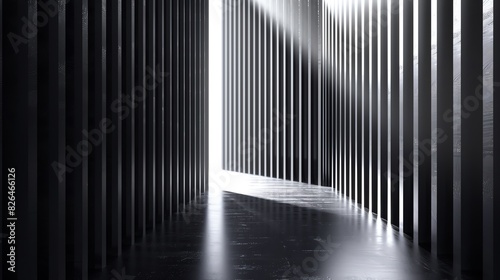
[91,172,460,280]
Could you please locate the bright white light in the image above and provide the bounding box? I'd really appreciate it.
[209,0,224,175]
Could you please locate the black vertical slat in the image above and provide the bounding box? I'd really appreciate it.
[2,0,38,279]
[180,0,186,206]
[88,0,107,268]
[230,0,234,172]
[242,0,247,175]
[340,0,345,194]
[261,1,267,177]
[204,0,209,193]
[229,0,235,172]
[186,0,192,204]
[223,0,227,171]
[402,0,414,237]
[301,0,309,183]
[256,0,261,176]
[106,0,123,257]
[135,0,147,237]
[265,3,271,177]
[363,0,370,210]
[236,0,241,173]
[198,0,202,192]
[156,0,165,222]
[145,0,156,228]
[23,0,39,278]
[123,0,135,245]
[49,0,67,277]
[165,0,173,216]
[285,0,292,181]
[379,0,389,221]
[416,0,432,248]
[433,0,453,258]
[0,0,3,274]
[270,0,275,178]
[193,0,199,198]
[171,0,180,213]
[311,0,319,185]
[390,0,401,228]
[66,0,89,277]
[291,0,298,181]
[371,0,379,215]
[346,0,352,196]
[356,0,364,208]
[249,0,255,175]
[278,0,284,180]
[459,0,483,274]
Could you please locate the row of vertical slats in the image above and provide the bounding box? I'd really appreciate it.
[325,0,499,278]
[224,0,499,278]
[1,0,209,279]
[223,0,326,186]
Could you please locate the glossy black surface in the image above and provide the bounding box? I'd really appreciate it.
[91,173,460,280]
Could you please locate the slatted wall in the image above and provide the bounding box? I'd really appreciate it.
[222,0,329,186]
[224,0,500,278]
[1,0,209,279]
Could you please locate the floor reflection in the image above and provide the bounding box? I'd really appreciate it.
[90,172,461,280]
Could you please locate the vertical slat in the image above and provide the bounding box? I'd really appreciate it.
[154,0,164,220]
[107,0,123,256]
[363,0,371,208]
[433,0,454,258]
[303,0,310,183]
[166,0,173,217]
[390,0,401,229]
[402,0,414,237]
[293,0,300,182]
[312,0,320,185]
[347,0,352,197]
[135,0,147,236]
[356,0,361,204]
[371,0,379,215]
[224,0,230,170]
[379,0,389,220]
[483,0,495,278]
[237,0,242,173]
[0,0,3,274]
[50,0,66,277]
[285,0,291,181]
[413,0,420,240]
[418,0,432,247]
[123,0,136,245]
[494,1,500,278]
[146,0,156,227]
[66,0,89,277]
[3,0,39,278]
[459,0,484,275]
[88,0,107,268]
[229,0,234,172]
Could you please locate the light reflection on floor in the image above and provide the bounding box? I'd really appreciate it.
[90,172,461,280]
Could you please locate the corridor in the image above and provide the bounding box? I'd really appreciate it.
[2,0,500,279]
[91,173,456,280]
